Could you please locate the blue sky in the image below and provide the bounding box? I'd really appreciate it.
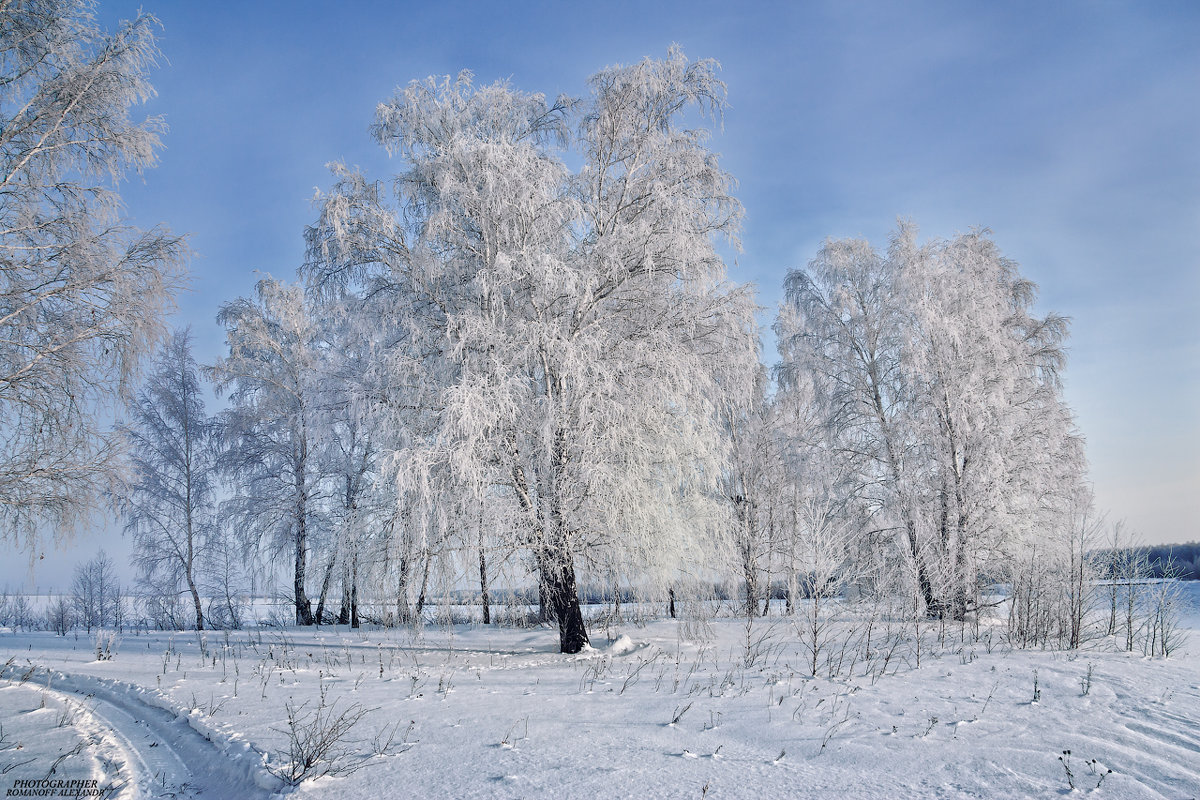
[6,0,1197,589]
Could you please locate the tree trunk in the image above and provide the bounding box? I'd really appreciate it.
[294,516,313,625]
[510,431,586,653]
[950,529,970,622]
[1107,582,1118,637]
[735,496,759,618]
[668,588,676,619]
[415,548,433,618]
[478,505,490,625]
[541,547,588,654]
[760,527,773,618]
[184,449,203,631]
[785,558,798,616]
[223,586,238,630]
[315,552,337,626]
[338,557,351,626]
[948,450,971,622]
[350,559,359,629]
[479,549,491,625]
[394,552,411,627]
[741,546,759,617]
[294,467,314,625]
[914,543,941,618]
[187,576,204,632]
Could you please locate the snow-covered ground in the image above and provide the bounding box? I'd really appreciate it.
[2,587,1198,799]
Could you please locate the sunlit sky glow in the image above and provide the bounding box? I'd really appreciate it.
[5,0,1197,589]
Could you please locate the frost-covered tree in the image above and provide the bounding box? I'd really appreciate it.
[203,527,247,629]
[319,407,372,627]
[46,594,73,635]
[0,1,186,548]
[71,549,120,633]
[777,233,936,613]
[308,301,382,628]
[303,165,450,628]
[896,224,1082,618]
[209,278,329,626]
[306,49,758,652]
[770,367,864,620]
[720,367,781,617]
[777,224,1085,619]
[120,329,216,630]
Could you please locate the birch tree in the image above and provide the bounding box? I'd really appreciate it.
[777,224,1085,619]
[777,233,937,613]
[0,0,186,547]
[120,328,215,630]
[209,278,329,626]
[771,364,862,615]
[896,224,1083,618]
[311,301,381,628]
[720,367,780,616]
[71,549,120,633]
[307,49,758,652]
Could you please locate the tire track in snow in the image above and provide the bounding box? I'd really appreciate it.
[2,666,277,800]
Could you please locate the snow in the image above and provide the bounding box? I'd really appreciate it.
[0,680,124,796]
[0,661,275,799]
[2,588,1199,798]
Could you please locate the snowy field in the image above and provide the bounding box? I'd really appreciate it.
[2,587,1199,799]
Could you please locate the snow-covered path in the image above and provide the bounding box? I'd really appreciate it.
[1,665,276,800]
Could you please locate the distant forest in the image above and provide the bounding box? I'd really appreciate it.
[1117,542,1200,580]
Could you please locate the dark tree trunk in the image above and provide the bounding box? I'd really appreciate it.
[734,496,759,619]
[938,481,952,617]
[950,463,971,622]
[315,553,337,626]
[294,514,314,626]
[187,576,204,632]
[743,573,759,618]
[478,505,490,625]
[340,550,360,628]
[415,549,432,618]
[480,549,491,625]
[509,431,585,653]
[294,429,314,626]
[898,500,939,618]
[338,561,351,626]
[915,551,941,618]
[541,549,588,654]
[668,588,676,619]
